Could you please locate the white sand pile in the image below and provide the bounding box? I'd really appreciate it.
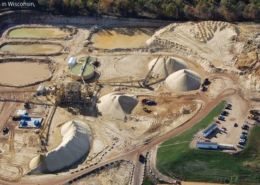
[165,69,201,92]
[29,120,91,173]
[97,93,138,120]
[148,57,187,78]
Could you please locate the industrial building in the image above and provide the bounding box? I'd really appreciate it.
[196,141,218,150]
[56,82,89,105]
[19,117,43,128]
[202,123,218,137]
[196,142,235,151]
[13,109,43,129]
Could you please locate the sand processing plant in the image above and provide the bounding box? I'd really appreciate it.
[0,9,259,185]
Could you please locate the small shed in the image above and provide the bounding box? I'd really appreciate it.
[196,141,218,150]
[37,85,46,96]
[218,143,235,150]
[68,57,77,68]
[15,109,28,117]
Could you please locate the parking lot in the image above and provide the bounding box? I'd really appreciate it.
[195,94,252,152]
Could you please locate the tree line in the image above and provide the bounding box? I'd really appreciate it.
[37,0,259,21]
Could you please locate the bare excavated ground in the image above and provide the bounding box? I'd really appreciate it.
[0,18,259,185]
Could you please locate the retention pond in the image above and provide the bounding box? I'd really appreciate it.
[0,61,52,86]
[7,27,72,39]
[91,28,153,49]
[0,43,63,56]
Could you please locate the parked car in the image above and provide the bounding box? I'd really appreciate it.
[221,111,229,116]
[242,124,249,130]
[225,104,232,110]
[203,78,211,86]
[250,110,260,116]
[218,116,225,121]
[240,134,247,139]
[221,127,227,131]
[142,99,157,106]
[2,127,9,135]
[201,86,208,92]
[242,131,248,135]
[239,139,246,145]
[24,102,31,109]
[139,155,146,164]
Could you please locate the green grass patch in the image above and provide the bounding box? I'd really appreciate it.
[142,177,155,185]
[156,101,260,184]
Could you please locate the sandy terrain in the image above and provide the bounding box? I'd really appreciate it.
[71,161,133,185]
[147,21,240,67]
[97,55,153,81]
[0,102,50,180]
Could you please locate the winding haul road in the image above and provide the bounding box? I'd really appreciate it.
[0,87,237,185]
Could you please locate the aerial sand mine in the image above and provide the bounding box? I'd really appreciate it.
[0,11,259,185]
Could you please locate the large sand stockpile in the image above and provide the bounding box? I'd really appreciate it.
[165,69,201,92]
[148,57,187,78]
[97,93,138,120]
[30,120,92,173]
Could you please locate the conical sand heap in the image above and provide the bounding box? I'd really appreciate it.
[97,93,138,120]
[148,57,187,78]
[165,69,201,92]
[29,120,91,173]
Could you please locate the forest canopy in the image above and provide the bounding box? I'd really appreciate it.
[28,0,260,21]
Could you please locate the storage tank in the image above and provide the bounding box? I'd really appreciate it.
[69,56,95,81]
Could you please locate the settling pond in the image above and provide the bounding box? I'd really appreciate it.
[0,43,63,55]
[0,62,51,86]
[7,27,71,39]
[91,28,153,49]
